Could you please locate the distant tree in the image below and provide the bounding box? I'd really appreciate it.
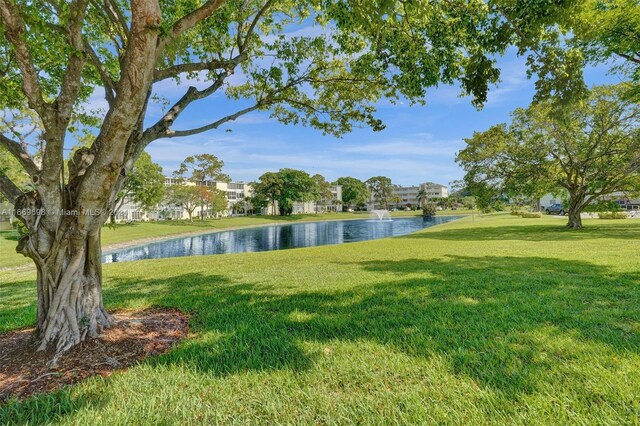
[166,184,200,222]
[175,154,228,219]
[416,189,428,208]
[249,193,269,215]
[205,188,228,218]
[390,195,402,208]
[457,85,640,228]
[436,197,452,210]
[232,199,247,215]
[461,196,477,211]
[253,169,316,216]
[252,172,283,216]
[111,152,165,223]
[422,202,438,218]
[242,196,255,215]
[175,154,230,183]
[365,176,394,209]
[277,169,316,216]
[311,174,333,211]
[334,177,369,210]
[458,117,562,213]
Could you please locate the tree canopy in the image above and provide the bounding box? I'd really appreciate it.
[365,176,394,209]
[334,176,369,210]
[253,168,316,216]
[175,154,229,184]
[457,85,640,228]
[311,174,333,206]
[174,153,228,219]
[112,151,165,220]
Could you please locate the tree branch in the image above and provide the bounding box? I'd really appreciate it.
[79,0,162,211]
[240,0,272,53]
[616,51,640,65]
[153,58,243,82]
[0,0,47,114]
[158,0,226,54]
[0,171,23,203]
[83,40,116,106]
[142,65,238,144]
[163,103,263,138]
[0,133,40,176]
[54,0,90,122]
[103,0,129,39]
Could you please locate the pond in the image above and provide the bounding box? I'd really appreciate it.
[103,215,462,263]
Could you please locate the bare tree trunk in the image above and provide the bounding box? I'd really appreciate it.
[15,192,113,364]
[0,0,183,362]
[567,190,585,229]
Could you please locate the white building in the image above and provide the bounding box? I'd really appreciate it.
[261,185,343,215]
[114,177,253,222]
[114,178,343,221]
[395,182,448,205]
[368,182,449,210]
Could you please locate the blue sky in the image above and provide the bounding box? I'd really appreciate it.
[88,47,622,188]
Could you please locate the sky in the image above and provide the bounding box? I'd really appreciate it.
[85,43,623,189]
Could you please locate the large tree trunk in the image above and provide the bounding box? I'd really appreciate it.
[0,0,166,362]
[15,191,113,364]
[566,190,585,229]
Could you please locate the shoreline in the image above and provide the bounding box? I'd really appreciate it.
[102,213,457,253]
[1,213,468,271]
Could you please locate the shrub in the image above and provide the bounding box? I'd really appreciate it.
[598,211,627,219]
[422,203,437,217]
[520,212,541,218]
[585,200,621,213]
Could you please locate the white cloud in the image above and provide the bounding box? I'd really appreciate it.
[336,138,463,157]
[144,130,464,186]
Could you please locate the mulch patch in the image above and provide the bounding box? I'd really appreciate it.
[0,308,189,404]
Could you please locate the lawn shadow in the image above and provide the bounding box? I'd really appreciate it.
[2,254,639,422]
[0,388,106,424]
[0,230,19,242]
[105,255,639,393]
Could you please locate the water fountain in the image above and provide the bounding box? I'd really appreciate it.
[369,209,392,221]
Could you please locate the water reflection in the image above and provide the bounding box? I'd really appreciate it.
[103,216,460,263]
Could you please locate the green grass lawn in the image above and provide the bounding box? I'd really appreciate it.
[2,214,639,424]
[0,210,468,269]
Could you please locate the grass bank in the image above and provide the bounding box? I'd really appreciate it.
[1,214,638,423]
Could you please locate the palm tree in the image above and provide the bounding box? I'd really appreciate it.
[416,189,428,208]
[390,195,402,209]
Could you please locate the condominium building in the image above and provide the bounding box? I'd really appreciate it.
[393,182,448,208]
[113,177,253,222]
[284,185,343,214]
[114,178,343,222]
[368,182,449,210]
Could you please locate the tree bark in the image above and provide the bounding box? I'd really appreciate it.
[15,191,113,365]
[566,190,585,229]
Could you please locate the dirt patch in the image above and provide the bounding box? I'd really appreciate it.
[0,308,189,404]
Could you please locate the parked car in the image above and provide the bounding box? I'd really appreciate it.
[545,203,566,215]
